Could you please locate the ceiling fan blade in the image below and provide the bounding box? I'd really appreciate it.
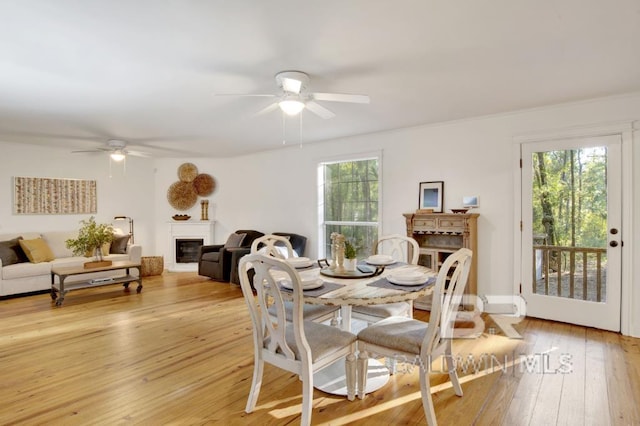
[71,148,107,153]
[305,101,336,119]
[126,150,152,158]
[254,102,279,117]
[312,92,370,104]
[214,93,276,98]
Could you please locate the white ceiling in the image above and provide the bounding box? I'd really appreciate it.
[1,1,639,158]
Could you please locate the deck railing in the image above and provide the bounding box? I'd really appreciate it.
[533,245,607,302]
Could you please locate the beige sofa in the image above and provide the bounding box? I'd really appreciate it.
[0,231,141,297]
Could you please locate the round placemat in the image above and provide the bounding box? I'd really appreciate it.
[178,163,198,182]
[167,181,198,210]
[193,173,215,196]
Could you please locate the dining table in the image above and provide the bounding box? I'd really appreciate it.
[278,258,437,396]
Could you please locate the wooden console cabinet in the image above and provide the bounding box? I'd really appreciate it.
[403,212,478,310]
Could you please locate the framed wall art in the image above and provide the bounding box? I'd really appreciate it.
[13,176,97,215]
[418,181,444,213]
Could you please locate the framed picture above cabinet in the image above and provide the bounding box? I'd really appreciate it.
[418,181,444,213]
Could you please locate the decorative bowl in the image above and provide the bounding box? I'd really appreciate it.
[450,209,469,214]
[172,214,191,221]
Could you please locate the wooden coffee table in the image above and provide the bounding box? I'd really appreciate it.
[51,260,142,306]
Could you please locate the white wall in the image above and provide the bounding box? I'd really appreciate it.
[0,141,157,252]
[154,93,640,336]
[0,93,637,335]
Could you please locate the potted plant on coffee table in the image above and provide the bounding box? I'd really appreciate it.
[66,216,115,268]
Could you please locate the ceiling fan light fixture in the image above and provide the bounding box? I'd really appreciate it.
[110,151,126,162]
[279,99,305,116]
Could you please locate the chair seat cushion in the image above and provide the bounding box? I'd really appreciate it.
[268,302,339,322]
[357,316,428,355]
[201,252,220,262]
[352,302,411,318]
[268,321,356,363]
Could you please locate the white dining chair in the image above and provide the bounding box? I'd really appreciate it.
[375,233,420,264]
[239,253,357,426]
[356,248,473,425]
[250,234,295,258]
[352,234,420,324]
[252,234,340,324]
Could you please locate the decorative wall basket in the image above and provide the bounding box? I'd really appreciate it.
[167,181,198,210]
[168,163,216,213]
[193,173,215,196]
[178,163,198,182]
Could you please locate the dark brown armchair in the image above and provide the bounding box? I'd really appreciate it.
[197,230,264,282]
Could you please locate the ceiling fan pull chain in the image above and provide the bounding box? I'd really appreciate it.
[282,111,287,145]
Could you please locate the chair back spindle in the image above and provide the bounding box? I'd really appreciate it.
[422,248,473,357]
[251,234,295,259]
[242,255,309,362]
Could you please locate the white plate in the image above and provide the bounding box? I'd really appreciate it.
[285,257,313,268]
[279,278,324,290]
[387,274,430,286]
[365,255,396,266]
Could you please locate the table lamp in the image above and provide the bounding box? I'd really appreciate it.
[113,216,134,244]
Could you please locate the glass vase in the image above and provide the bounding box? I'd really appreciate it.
[94,246,104,262]
[335,242,345,271]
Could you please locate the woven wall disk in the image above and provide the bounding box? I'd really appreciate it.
[167,181,198,210]
[178,163,198,182]
[193,173,215,196]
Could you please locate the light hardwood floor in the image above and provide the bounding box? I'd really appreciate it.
[1,272,638,425]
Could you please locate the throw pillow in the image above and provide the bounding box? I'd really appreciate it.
[224,233,246,248]
[110,235,130,254]
[0,243,19,266]
[19,238,55,263]
[101,242,111,255]
[0,237,30,264]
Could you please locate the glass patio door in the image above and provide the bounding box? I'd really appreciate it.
[521,135,622,331]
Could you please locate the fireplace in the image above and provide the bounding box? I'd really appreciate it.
[175,238,203,263]
[168,221,215,271]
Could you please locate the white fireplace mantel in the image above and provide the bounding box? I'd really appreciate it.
[168,221,215,272]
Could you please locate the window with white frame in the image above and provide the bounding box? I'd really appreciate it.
[318,154,381,258]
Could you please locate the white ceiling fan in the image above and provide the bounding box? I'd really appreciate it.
[216,70,370,119]
[72,139,152,161]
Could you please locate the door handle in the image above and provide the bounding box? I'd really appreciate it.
[610,228,619,235]
[609,241,619,248]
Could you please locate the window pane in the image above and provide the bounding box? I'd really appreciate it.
[321,157,379,258]
[323,159,378,222]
